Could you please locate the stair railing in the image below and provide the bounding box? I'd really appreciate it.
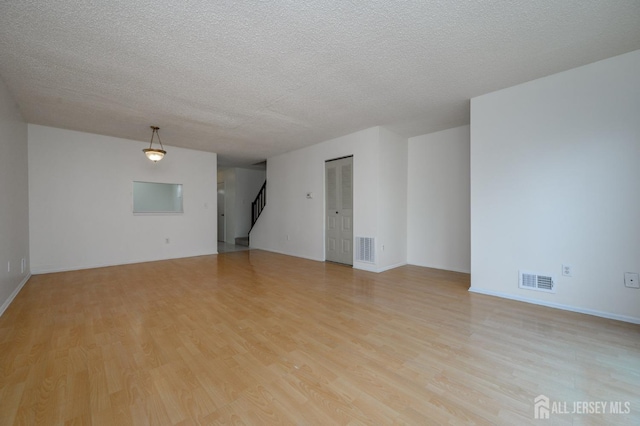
[250,180,266,232]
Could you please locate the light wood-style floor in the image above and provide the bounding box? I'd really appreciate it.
[0,251,638,425]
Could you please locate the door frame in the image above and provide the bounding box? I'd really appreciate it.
[324,155,354,265]
[217,181,225,242]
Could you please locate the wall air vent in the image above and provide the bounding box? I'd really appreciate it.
[519,270,556,293]
[355,237,375,263]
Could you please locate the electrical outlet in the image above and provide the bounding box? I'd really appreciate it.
[7,261,10,273]
[624,272,639,289]
[562,264,572,277]
[21,258,25,273]
[165,238,170,244]
[286,234,290,241]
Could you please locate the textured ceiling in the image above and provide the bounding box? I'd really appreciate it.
[1,1,639,166]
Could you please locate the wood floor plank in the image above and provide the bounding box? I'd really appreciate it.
[0,250,638,424]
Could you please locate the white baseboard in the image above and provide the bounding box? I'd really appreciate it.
[352,262,406,273]
[353,263,377,272]
[31,251,218,274]
[0,274,31,318]
[469,287,640,325]
[248,247,325,263]
[376,262,407,273]
[406,260,470,274]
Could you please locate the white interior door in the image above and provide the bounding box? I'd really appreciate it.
[326,156,353,265]
[217,182,225,242]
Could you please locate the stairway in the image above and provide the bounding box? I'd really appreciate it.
[250,180,267,233]
[234,236,249,247]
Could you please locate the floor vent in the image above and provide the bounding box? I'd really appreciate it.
[355,237,375,263]
[519,270,556,293]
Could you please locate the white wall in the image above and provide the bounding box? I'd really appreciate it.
[407,125,470,273]
[219,167,237,243]
[29,125,217,273]
[0,78,30,316]
[236,168,266,237]
[377,127,408,271]
[250,126,408,272]
[470,50,640,323]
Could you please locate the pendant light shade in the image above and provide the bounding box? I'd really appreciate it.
[143,126,166,162]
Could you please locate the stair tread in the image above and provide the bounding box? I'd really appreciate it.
[235,237,250,246]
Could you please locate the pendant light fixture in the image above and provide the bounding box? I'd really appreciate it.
[143,126,166,162]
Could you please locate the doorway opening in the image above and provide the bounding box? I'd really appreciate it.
[217,182,225,242]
